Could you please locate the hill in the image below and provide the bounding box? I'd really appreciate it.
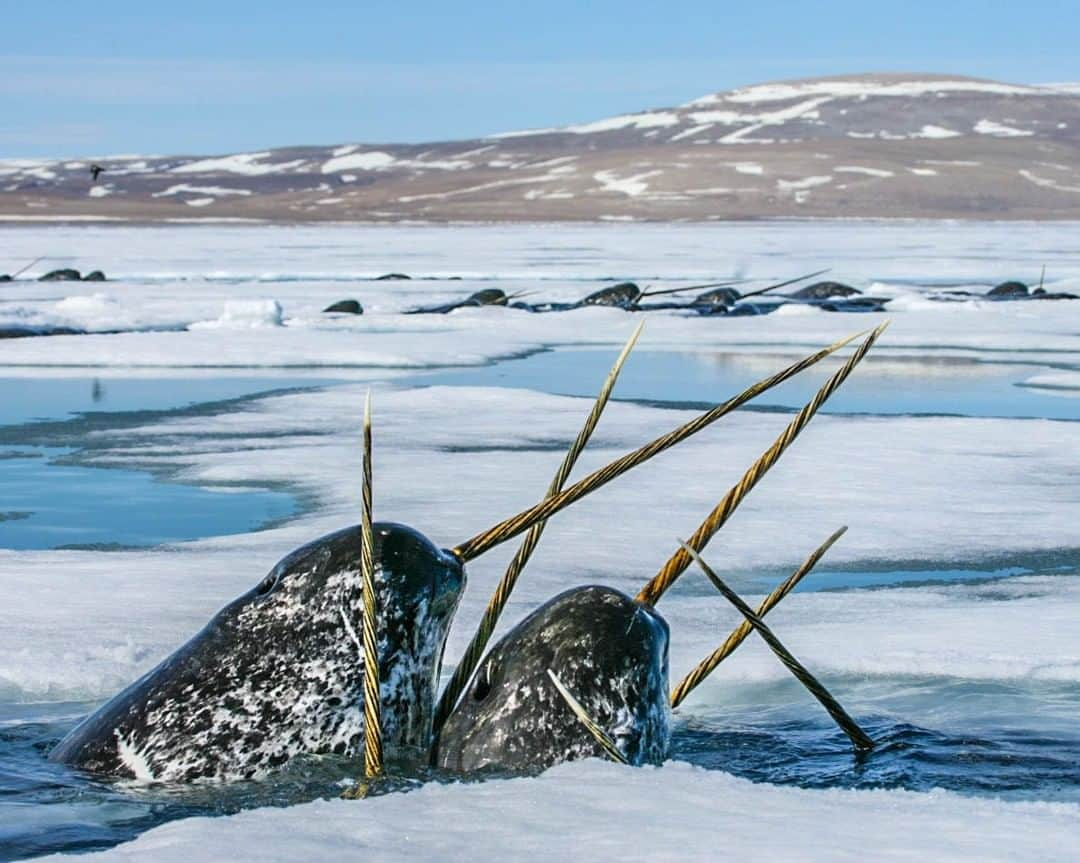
[3,74,1079,221]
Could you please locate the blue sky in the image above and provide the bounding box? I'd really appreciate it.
[3,1,1077,157]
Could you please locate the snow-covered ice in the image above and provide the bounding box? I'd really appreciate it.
[45,761,1080,863]
[0,221,1078,860]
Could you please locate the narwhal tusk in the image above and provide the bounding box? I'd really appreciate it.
[635,321,887,607]
[11,256,45,279]
[638,279,745,299]
[360,389,383,779]
[670,526,847,708]
[450,329,867,563]
[342,390,383,799]
[547,669,629,765]
[434,322,644,738]
[677,540,874,752]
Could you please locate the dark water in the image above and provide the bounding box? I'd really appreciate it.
[0,710,353,860]
[5,673,1079,860]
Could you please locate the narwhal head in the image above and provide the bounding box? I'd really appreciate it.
[465,288,509,306]
[581,282,642,307]
[435,585,671,774]
[48,521,464,782]
[201,521,464,765]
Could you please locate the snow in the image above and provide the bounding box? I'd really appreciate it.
[915,124,962,139]
[1021,370,1080,392]
[777,175,832,192]
[709,98,834,144]
[974,119,1034,137]
[564,111,681,134]
[0,158,55,175]
[492,110,681,137]
[171,152,306,176]
[669,124,713,141]
[834,166,893,178]
[689,78,1043,106]
[321,151,396,173]
[2,222,1079,860]
[153,184,253,198]
[48,761,1080,863]
[190,299,284,329]
[593,170,662,197]
[1018,170,1080,194]
[320,151,475,174]
[397,175,558,203]
[1039,82,1080,94]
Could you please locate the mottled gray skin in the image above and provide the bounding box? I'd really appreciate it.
[987,280,1030,298]
[690,286,741,308]
[790,280,862,300]
[436,585,670,773]
[38,268,82,282]
[50,522,463,782]
[322,299,363,314]
[464,288,508,306]
[580,282,642,308]
[405,288,508,315]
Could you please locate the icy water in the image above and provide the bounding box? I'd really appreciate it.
[1,222,1078,860]
[0,377,350,550]
[1,355,1077,860]
[0,445,297,550]
[5,676,1079,859]
[421,349,1080,421]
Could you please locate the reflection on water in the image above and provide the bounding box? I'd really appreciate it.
[418,350,1080,420]
[0,376,338,551]
[0,445,296,550]
[0,375,345,428]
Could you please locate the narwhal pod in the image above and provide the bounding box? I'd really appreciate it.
[50,522,464,782]
[435,585,671,773]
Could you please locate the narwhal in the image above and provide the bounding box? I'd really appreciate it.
[435,585,671,773]
[405,288,529,314]
[50,522,464,781]
[50,328,863,782]
[433,324,887,772]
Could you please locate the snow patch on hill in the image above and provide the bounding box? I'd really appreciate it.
[974,118,1034,137]
[689,77,1044,106]
[171,152,307,175]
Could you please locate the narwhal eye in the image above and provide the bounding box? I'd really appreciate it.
[473,663,493,701]
[254,572,280,598]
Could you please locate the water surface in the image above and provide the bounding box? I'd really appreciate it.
[420,349,1080,420]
